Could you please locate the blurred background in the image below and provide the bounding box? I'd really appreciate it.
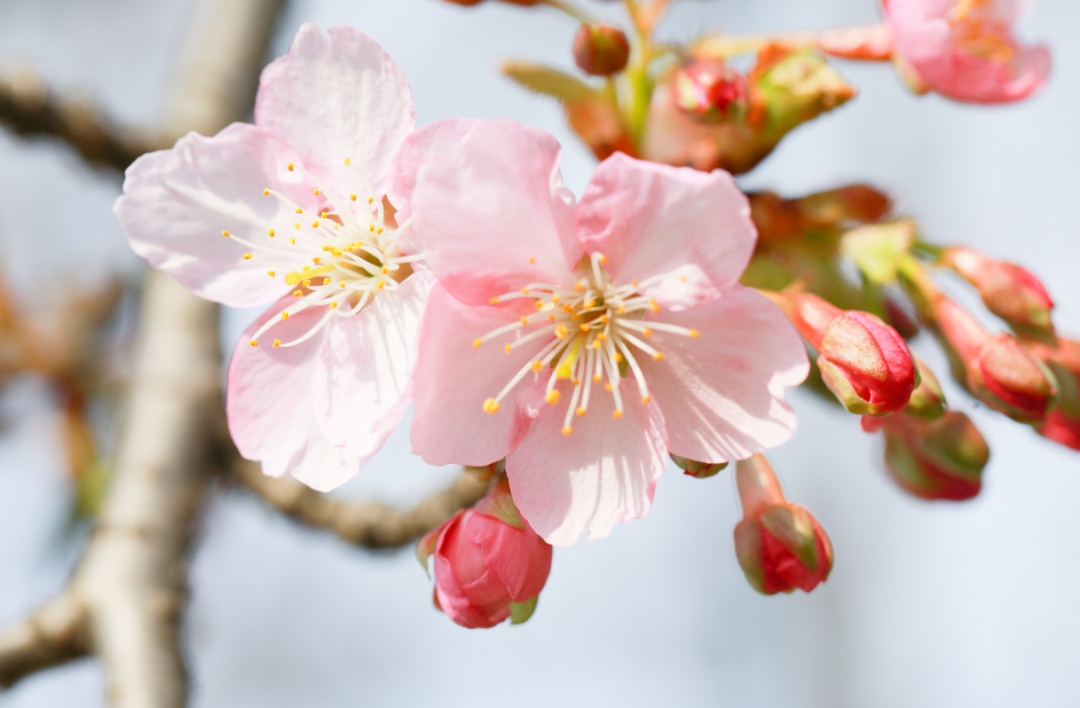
[0,0,1078,705]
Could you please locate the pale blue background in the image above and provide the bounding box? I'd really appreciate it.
[1,0,1078,706]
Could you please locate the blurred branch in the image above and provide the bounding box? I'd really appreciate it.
[230,461,489,549]
[0,593,87,688]
[0,69,165,172]
[0,0,286,704]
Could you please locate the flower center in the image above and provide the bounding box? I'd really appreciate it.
[475,252,699,435]
[224,160,421,349]
[949,0,1016,64]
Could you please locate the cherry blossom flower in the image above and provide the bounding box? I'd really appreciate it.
[884,0,1050,103]
[115,24,429,490]
[393,119,809,545]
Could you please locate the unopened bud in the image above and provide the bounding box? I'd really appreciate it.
[875,412,989,501]
[943,247,1054,336]
[733,455,833,595]
[671,60,746,122]
[671,453,728,479]
[936,298,1058,423]
[573,25,630,76]
[786,293,917,416]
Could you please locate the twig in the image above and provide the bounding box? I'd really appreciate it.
[0,69,165,172]
[0,593,87,688]
[231,461,490,549]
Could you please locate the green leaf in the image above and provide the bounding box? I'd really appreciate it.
[841,220,917,286]
[509,596,539,625]
[501,61,602,104]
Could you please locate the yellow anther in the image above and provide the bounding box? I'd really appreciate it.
[287,162,295,171]
[591,340,602,349]
[272,339,281,348]
[473,338,483,348]
[267,270,276,277]
[579,324,591,333]
[534,301,544,311]
[281,312,289,320]
[599,315,609,324]
[313,189,320,196]
[612,410,623,420]
[332,248,343,256]
[294,222,301,230]
[598,254,607,263]
[302,279,312,288]
[322,277,331,285]
[615,352,625,363]
[597,333,608,342]
[382,266,390,274]
[680,274,688,282]
[551,295,560,303]
[604,383,613,392]
[548,315,556,322]
[289,238,296,244]
[649,299,660,312]
[376,227,384,234]
[349,194,357,201]
[343,157,351,165]
[652,352,664,361]
[320,211,328,218]
[531,361,543,373]
[554,323,568,339]
[504,343,512,354]
[249,339,258,347]
[311,220,321,228]
[618,305,627,314]
[243,253,253,260]
[293,290,302,297]
[576,407,586,417]
[574,283,585,292]
[483,398,500,414]
[339,282,346,288]
[367,196,374,204]
[295,207,303,214]
[593,374,602,383]
[561,426,573,436]
[584,300,596,309]
[268,228,275,238]
[689,329,700,339]
[642,328,653,337]
[302,265,310,271]
[329,302,339,309]
[520,316,529,325]
[321,245,330,251]
[528,256,536,264]
[521,287,530,294]
[221,230,230,238]
[262,188,269,196]
[376,281,386,290]
[489,296,501,305]
[572,378,581,386]
[641,395,651,405]
[545,390,560,405]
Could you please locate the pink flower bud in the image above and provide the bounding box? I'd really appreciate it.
[734,456,833,595]
[904,355,946,419]
[417,481,552,629]
[671,60,746,122]
[787,293,917,416]
[873,412,989,501]
[944,247,1055,335]
[573,25,631,76]
[936,298,1058,423]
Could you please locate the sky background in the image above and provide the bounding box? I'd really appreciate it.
[1,0,1079,706]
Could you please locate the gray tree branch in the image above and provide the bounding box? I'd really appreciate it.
[0,593,87,689]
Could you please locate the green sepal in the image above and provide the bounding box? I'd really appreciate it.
[841,220,917,286]
[509,595,539,625]
[500,61,602,104]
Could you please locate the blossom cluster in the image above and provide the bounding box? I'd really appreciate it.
[115,0,1071,629]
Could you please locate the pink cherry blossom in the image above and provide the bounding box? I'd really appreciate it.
[884,0,1050,103]
[115,24,429,490]
[393,119,809,546]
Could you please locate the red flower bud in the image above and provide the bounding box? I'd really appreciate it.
[944,247,1054,335]
[733,456,833,595]
[936,298,1058,423]
[787,293,917,415]
[904,355,946,419]
[871,412,989,501]
[671,60,746,122]
[418,481,552,629]
[573,25,630,76]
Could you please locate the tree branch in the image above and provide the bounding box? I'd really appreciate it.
[0,69,165,172]
[0,593,88,688]
[231,461,490,549]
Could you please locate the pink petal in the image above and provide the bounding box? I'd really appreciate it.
[410,284,545,467]
[254,24,414,194]
[640,287,809,463]
[226,297,362,491]
[115,123,312,308]
[576,153,755,305]
[506,389,667,546]
[390,118,581,305]
[312,270,433,458]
